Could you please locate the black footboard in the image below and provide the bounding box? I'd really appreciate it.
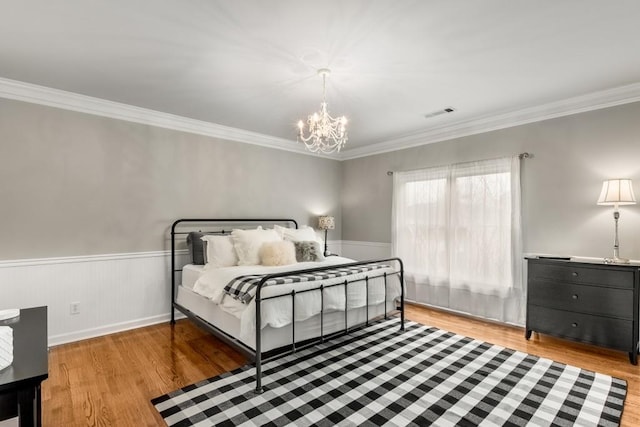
[253,257,405,393]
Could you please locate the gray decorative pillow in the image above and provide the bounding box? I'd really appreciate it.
[293,240,325,262]
[186,232,207,265]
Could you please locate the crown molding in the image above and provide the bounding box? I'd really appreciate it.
[0,77,338,160]
[338,82,640,160]
[2,77,640,162]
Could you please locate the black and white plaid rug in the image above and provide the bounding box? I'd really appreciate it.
[152,319,626,426]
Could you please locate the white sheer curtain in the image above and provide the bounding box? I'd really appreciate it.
[392,156,524,324]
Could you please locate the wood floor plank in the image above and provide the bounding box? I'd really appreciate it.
[40,304,639,426]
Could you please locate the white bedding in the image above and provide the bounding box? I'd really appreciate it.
[191,256,401,341]
[176,285,392,352]
[182,264,205,289]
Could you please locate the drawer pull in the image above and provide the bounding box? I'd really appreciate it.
[572,294,579,300]
[571,322,578,328]
[572,272,578,277]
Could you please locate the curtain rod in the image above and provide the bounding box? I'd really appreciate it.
[386,152,532,175]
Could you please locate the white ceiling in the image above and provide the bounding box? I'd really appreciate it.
[1,1,640,155]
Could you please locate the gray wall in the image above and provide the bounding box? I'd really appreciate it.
[0,98,342,260]
[3,96,640,262]
[341,102,640,260]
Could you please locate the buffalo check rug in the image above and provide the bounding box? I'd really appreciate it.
[152,319,626,426]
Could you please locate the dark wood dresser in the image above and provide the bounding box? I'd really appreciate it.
[526,257,640,364]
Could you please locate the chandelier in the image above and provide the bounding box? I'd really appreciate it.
[297,68,348,154]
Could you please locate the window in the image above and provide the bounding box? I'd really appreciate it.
[392,156,523,323]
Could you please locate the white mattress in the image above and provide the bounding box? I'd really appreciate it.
[176,257,403,353]
[176,285,397,352]
[182,264,205,289]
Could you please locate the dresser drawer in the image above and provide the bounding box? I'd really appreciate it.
[529,262,634,289]
[527,305,633,351]
[528,279,634,320]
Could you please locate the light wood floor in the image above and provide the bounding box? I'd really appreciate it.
[41,304,640,426]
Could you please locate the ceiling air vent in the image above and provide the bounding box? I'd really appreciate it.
[424,107,456,119]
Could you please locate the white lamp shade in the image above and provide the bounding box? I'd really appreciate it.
[597,179,636,206]
[318,216,335,230]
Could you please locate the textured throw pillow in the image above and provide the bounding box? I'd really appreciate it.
[274,224,319,242]
[293,240,325,262]
[231,227,282,266]
[186,232,207,265]
[201,235,238,268]
[259,241,297,266]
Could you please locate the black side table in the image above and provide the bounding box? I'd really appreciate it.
[0,307,48,427]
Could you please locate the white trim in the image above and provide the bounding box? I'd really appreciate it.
[406,300,523,328]
[0,245,366,268]
[2,77,640,161]
[48,312,185,347]
[340,240,391,248]
[0,77,335,160]
[339,82,640,160]
[0,249,189,268]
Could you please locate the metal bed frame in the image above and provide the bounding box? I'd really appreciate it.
[170,218,405,393]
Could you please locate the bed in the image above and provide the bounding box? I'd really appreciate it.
[170,218,404,392]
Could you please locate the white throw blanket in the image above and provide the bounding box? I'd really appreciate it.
[192,257,401,340]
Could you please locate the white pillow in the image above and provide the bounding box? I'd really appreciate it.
[259,241,297,266]
[274,224,319,242]
[201,235,238,268]
[231,227,282,266]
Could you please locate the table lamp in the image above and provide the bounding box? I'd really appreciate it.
[318,215,335,256]
[597,179,636,263]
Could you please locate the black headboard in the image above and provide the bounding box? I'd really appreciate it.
[171,218,298,237]
[170,218,298,303]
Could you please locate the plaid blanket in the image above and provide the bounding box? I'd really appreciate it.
[224,263,390,304]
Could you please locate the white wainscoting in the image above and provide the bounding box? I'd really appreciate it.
[340,241,392,261]
[0,240,382,347]
[0,241,349,347]
[0,250,189,347]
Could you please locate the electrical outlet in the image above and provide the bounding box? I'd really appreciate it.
[70,302,80,315]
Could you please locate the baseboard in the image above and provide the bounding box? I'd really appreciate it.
[48,312,186,347]
[406,300,524,328]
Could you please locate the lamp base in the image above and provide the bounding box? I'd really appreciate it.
[604,256,631,264]
[323,229,329,257]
